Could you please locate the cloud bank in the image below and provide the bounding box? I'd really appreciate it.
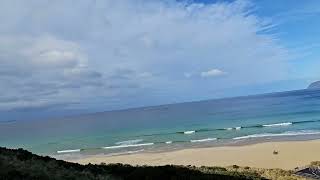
[0,0,290,113]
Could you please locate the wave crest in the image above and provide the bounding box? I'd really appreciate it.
[233,130,320,140]
[262,122,292,127]
[115,139,143,145]
[102,143,154,149]
[105,149,145,157]
[190,138,217,143]
[57,149,81,154]
[224,127,242,130]
[183,131,195,134]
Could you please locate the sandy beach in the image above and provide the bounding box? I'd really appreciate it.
[72,140,320,170]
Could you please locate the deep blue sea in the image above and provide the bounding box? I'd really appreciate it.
[2,88,320,156]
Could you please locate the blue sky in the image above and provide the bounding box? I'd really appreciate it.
[0,0,320,120]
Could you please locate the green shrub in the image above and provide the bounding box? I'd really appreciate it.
[3,147,304,180]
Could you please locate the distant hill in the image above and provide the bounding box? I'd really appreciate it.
[308,81,320,89]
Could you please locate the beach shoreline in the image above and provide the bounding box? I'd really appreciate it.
[69,139,320,170]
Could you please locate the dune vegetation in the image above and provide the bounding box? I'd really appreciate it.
[0,147,312,180]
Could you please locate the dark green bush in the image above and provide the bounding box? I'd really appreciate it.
[0,147,266,180]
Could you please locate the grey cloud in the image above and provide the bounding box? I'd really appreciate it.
[0,0,291,111]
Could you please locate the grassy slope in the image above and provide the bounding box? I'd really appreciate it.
[0,147,309,180]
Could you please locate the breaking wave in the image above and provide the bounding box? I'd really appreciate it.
[102,143,154,149]
[57,149,81,154]
[105,149,145,157]
[190,138,217,143]
[136,119,320,137]
[224,127,242,131]
[182,130,195,134]
[233,130,320,140]
[56,129,320,154]
[115,139,143,145]
[262,122,292,127]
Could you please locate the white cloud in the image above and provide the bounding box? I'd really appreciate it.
[23,36,87,69]
[0,35,86,72]
[201,69,226,78]
[0,0,291,111]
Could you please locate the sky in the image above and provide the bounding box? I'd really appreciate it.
[0,0,320,120]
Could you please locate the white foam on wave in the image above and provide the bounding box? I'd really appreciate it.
[102,143,154,149]
[233,130,320,140]
[105,149,145,157]
[262,122,292,127]
[165,141,172,144]
[184,130,195,134]
[57,149,81,154]
[190,138,217,143]
[115,139,143,145]
[224,127,241,130]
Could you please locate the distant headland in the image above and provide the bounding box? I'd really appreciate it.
[308,81,320,89]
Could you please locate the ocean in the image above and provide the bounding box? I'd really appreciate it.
[1,88,320,157]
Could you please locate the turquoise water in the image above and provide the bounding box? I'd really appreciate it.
[1,89,320,155]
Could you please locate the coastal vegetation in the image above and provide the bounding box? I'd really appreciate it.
[0,147,311,180]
